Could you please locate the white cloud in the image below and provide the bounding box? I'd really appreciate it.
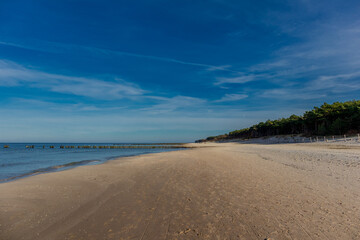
[9,98,127,112]
[214,75,257,85]
[141,95,207,114]
[0,40,239,73]
[206,65,232,72]
[211,15,360,102]
[308,71,360,92]
[258,70,360,100]
[0,60,145,99]
[214,93,248,102]
[261,89,326,100]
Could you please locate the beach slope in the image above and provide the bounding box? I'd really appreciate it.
[1,143,360,239]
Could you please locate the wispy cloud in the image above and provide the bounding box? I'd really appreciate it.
[0,40,238,73]
[206,65,232,72]
[307,71,360,92]
[0,59,214,114]
[141,95,206,114]
[261,89,326,100]
[214,11,360,101]
[0,60,145,100]
[9,98,127,112]
[214,93,248,102]
[214,75,258,85]
[259,70,360,100]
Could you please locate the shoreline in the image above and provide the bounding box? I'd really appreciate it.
[0,148,188,184]
[1,143,360,239]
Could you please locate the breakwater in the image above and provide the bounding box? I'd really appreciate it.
[0,143,188,182]
[4,144,190,149]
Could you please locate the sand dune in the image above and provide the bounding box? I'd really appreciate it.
[1,143,360,239]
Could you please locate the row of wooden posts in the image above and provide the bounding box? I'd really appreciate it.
[3,145,189,149]
[307,134,360,142]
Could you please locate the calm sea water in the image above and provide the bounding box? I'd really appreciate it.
[0,143,181,182]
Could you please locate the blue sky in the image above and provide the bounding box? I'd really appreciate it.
[0,0,360,142]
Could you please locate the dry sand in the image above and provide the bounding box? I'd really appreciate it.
[1,143,360,240]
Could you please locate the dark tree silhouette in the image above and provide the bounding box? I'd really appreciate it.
[196,100,360,142]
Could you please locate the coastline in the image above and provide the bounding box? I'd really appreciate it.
[1,142,360,239]
[0,145,187,183]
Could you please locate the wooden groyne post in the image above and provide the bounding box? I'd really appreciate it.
[21,144,190,150]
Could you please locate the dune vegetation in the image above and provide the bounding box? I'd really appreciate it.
[197,100,360,142]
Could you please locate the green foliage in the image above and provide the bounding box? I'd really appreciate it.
[197,100,360,142]
[330,118,343,135]
[317,122,327,135]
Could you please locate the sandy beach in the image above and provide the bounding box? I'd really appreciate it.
[1,143,360,240]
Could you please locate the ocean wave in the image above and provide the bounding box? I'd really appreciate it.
[0,159,100,183]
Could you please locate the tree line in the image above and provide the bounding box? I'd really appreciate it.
[196,100,360,142]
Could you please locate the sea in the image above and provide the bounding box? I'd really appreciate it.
[0,143,183,183]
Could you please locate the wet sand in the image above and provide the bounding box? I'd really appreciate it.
[1,143,360,239]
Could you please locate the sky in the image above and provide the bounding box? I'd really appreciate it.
[0,0,360,143]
